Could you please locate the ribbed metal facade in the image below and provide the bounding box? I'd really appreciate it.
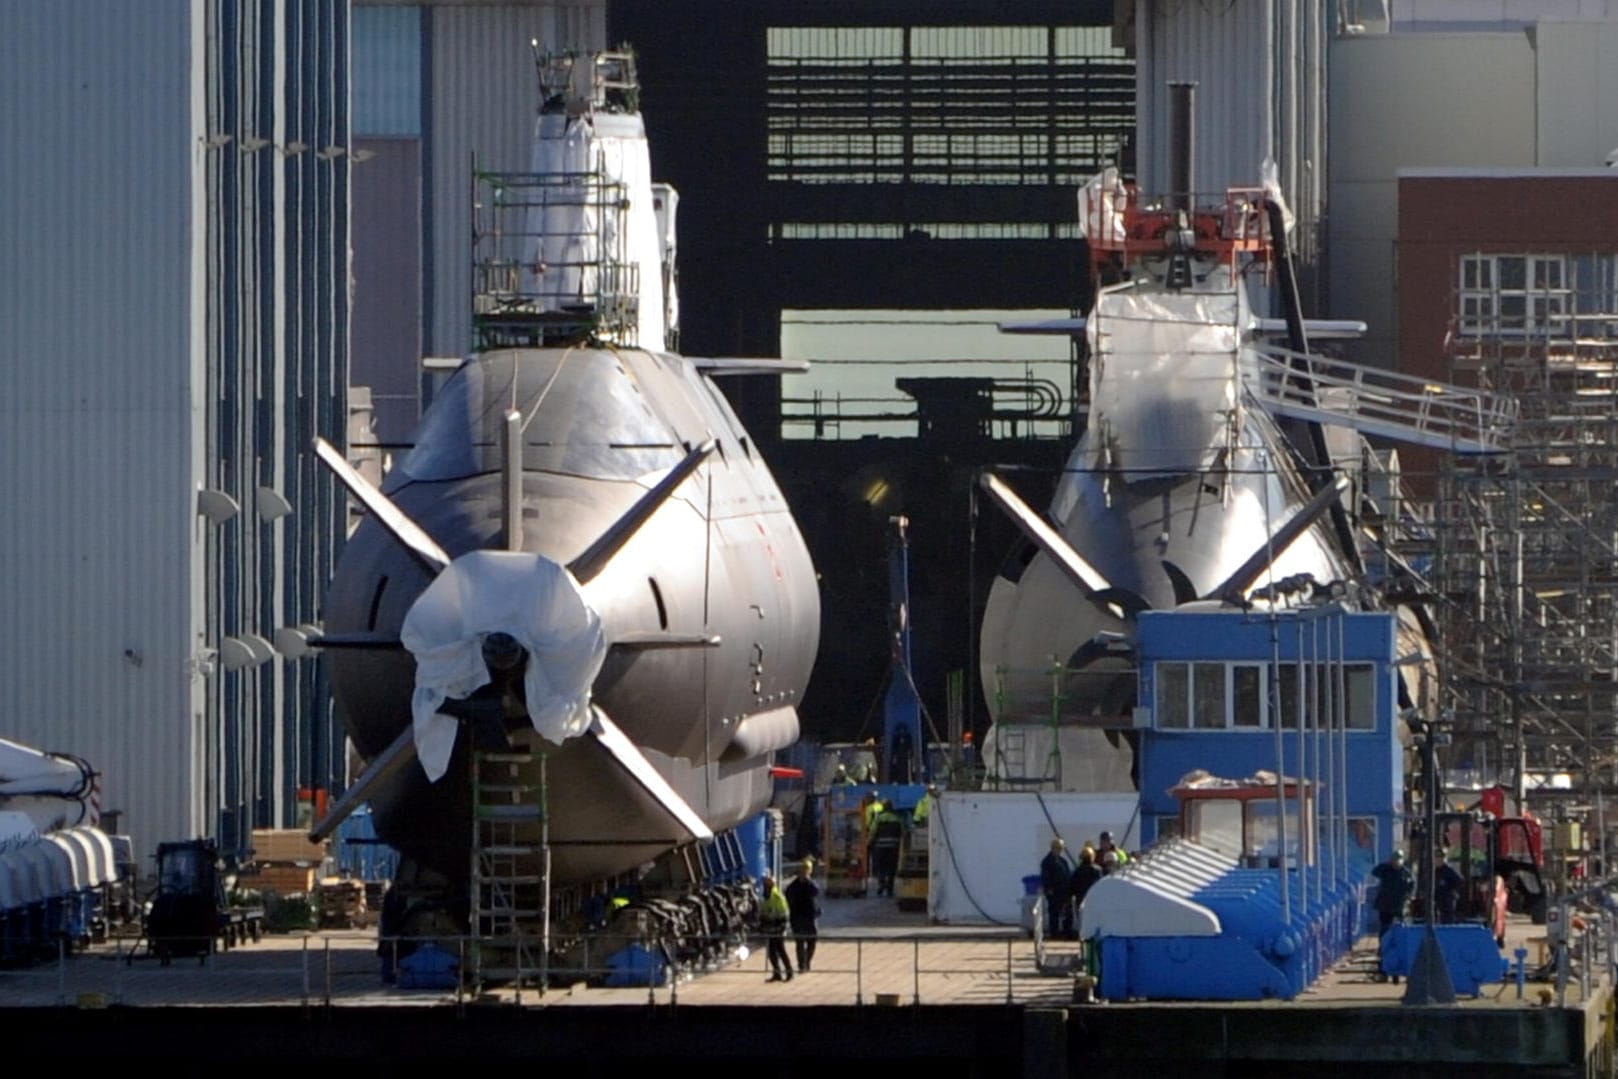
[353,4,423,136]
[0,1,348,867]
[424,3,606,358]
[1133,1,1328,269]
[345,2,606,435]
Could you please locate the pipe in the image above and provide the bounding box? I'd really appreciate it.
[1167,82,1197,213]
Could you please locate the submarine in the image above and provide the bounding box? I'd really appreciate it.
[976,85,1470,788]
[307,49,819,933]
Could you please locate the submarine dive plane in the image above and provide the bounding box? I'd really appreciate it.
[305,49,819,942]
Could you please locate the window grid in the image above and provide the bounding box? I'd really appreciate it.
[1155,661,1376,731]
[1458,253,1618,338]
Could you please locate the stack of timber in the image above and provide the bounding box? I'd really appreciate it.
[249,829,330,896]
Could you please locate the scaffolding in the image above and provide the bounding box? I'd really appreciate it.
[469,749,549,988]
[1434,265,1618,799]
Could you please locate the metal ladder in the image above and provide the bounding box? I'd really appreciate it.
[470,750,548,988]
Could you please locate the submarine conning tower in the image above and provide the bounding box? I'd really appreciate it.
[472,47,678,353]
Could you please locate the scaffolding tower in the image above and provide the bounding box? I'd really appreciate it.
[1434,265,1618,801]
[470,749,549,988]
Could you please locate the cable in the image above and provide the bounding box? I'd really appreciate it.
[931,797,1018,927]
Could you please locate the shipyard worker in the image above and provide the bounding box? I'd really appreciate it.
[1434,849,1465,924]
[785,857,822,973]
[759,875,792,982]
[871,801,906,897]
[863,791,884,833]
[1096,830,1129,869]
[858,790,882,893]
[1070,848,1102,926]
[1040,839,1075,938]
[912,783,938,826]
[1371,849,1415,936]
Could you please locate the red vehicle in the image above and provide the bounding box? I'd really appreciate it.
[1476,786,1549,923]
[1419,799,1547,944]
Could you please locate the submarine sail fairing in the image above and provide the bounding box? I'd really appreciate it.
[972,80,1484,788]
[310,50,819,902]
[979,165,1352,789]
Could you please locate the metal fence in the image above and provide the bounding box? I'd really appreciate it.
[0,929,1086,1010]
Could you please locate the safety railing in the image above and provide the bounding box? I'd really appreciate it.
[1250,345,1518,453]
[0,929,1086,1010]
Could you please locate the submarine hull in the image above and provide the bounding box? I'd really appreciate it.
[321,347,819,884]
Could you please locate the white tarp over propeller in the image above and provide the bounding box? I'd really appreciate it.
[400,549,607,781]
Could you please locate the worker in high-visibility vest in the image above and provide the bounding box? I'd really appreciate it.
[859,790,882,894]
[862,790,883,833]
[759,875,792,982]
[870,802,905,896]
[912,783,939,825]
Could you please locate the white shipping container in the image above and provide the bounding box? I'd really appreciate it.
[927,790,1141,926]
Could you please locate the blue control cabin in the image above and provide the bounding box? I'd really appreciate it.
[1133,604,1406,871]
[1079,604,1409,1001]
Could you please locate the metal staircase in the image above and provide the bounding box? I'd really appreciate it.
[470,750,549,988]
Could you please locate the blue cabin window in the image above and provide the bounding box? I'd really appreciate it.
[1155,661,1377,731]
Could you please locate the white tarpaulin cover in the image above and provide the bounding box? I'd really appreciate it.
[401,550,607,781]
[1077,166,1128,244]
[1088,288,1243,480]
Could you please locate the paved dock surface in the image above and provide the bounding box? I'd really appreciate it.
[0,896,1609,1074]
[0,894,1597,1012]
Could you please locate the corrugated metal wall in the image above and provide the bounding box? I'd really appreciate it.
[354,4,423,136]
[1134,1,1327,268]
[1,3,203,864]
[203,0,350,857]
[0,1,348,867]
[425,3,606,358]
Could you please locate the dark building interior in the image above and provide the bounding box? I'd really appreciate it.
[609,0,1134,743]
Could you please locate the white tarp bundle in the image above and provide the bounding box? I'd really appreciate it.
[529,115,606,310]
[1077,166,1129,244]
[401,550,607,781]
[525,109,667,349]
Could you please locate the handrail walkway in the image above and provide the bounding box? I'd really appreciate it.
[1250,345,1518,454]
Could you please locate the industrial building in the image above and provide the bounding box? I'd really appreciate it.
[5,0,1618,884]
[1,2,351,866]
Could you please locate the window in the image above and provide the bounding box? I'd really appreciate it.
[1158,663,1189,728]
[1457,253,1618,338]
[1248,800,1309,864]
[1343,664,1376,730]
[1154,660,1377,730]
[1191,662,1225,729]
[1232,664,1265,727]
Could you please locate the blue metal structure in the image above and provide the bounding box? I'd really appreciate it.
[882,516,927,785]
[1134,605,1405,869]
[1092,841,1363,1001]
[1079,604,1409,1001]
[1379,922,1508,996]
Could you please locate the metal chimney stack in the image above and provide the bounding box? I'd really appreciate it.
[1168,81,1197,212]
